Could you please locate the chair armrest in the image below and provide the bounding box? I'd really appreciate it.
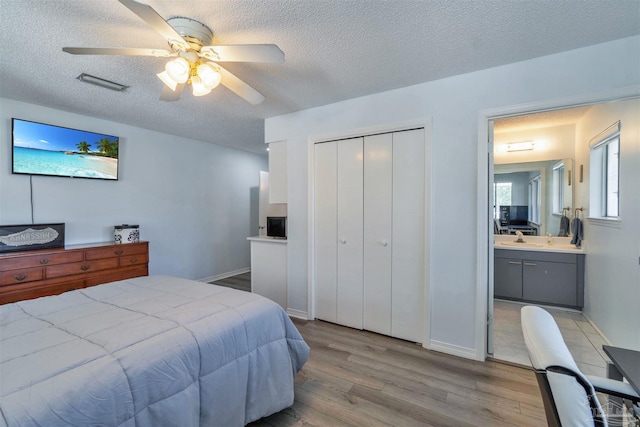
[586,375,640,402]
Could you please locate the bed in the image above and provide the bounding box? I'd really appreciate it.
[0,275,309,427]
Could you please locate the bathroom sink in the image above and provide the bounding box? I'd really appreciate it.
[499,242,545,248]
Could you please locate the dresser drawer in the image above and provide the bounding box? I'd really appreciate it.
[0,267,44,286]
[0,279,86,305]
[119,252,149,267]
[85,265,148,288]
[85,243,147,260]
[46,258,118,278]
[0,250,83,271]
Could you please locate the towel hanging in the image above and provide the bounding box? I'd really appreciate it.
[570,208,584,248]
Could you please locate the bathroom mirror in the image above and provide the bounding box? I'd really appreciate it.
[494,158,573,236]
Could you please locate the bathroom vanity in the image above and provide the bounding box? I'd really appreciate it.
[494,236,585,309]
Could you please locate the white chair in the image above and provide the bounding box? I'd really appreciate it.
[521,305,640,426]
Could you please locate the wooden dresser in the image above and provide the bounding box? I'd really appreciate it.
[0,241,149,305]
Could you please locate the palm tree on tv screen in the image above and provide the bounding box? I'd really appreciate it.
[77,141,91,154]
[97,138,118,158]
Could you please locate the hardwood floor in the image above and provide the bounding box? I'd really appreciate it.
[250,318,547,427]
[209,272,251,292]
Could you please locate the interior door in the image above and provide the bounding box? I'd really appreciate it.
[336,138,364,329]
[363,133,393,336]
[314,141,338,323]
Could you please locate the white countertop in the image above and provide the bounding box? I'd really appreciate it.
[247,236,288,244]
[493,235,585,254]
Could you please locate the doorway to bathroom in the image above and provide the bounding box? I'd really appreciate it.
[479,88,639,374]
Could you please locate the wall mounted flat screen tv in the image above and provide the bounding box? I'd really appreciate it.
[12,118,119,180]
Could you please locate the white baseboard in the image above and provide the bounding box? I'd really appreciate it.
[581,313,612,346]
[199,268,251,283]
[286,308,309,320]
[428,339,479,361]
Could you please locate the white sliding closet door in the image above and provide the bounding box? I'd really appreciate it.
[363,133,393,336]
[392,129,425,342]
[314,141,338,323]
[337,139,364,329]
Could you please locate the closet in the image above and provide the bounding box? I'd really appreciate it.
[313,128,425,342]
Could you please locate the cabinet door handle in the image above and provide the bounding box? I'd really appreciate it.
[39,258,49,265]
[80,265,91,271]
[381,240,388,247]
[524,262,537,266]
[114,250,124,255]
[14,274,27,281]
[508,261,522,265]
[340,238,347,244]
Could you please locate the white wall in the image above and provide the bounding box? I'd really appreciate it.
[1,98,268,281]
[265,36,640,355]
[575,99,640,350]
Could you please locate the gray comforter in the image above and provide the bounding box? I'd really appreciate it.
[0,275,309,427]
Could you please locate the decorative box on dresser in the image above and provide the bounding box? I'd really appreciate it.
[0,241,149,304]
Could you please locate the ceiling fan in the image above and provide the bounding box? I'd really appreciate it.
[62,0,284,104]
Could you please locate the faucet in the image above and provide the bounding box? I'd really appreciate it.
[515,231,525,243]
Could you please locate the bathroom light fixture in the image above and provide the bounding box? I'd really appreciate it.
[507,141,535,152]
[77,73,128,91]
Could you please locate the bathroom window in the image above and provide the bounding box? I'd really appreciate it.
[493,182,512,219]
[552,162,565,215]
[589,122,620,219]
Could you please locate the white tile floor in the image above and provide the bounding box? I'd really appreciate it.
[491,299,609,377]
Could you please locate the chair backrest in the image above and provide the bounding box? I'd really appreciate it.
[521,306,607,427]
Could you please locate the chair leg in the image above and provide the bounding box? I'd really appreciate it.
[535,371,562,427]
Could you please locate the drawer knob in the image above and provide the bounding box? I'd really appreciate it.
[39,258,50,265]
[14,274,27,281]
[115,250,124,255]
[130,258,138,263]
[80,265,91,271]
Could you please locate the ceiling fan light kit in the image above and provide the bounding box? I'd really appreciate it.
[165,57,190,83]
[62,0,284,104]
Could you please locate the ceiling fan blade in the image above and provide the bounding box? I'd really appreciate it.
[216,64,265,105]
[63,47,173,57]
[160,83,185,102]
[118,0,189,51]
[200,45,285,63]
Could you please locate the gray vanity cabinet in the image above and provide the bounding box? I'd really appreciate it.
[494,257,523,299]
[494,249,585,309]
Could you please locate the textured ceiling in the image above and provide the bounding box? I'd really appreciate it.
[494,106,594,133]
[1,1,639,154]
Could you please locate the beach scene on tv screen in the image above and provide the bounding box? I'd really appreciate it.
[13,119,119,180]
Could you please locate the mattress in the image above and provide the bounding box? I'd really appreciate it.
[0,275,309,427]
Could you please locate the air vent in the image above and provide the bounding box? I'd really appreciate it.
[77,73,128,91]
